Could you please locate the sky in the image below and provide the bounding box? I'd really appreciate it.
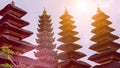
[0,0,120,66]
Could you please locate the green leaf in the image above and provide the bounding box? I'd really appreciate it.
[0,63,12,68]
[0,46,14,59]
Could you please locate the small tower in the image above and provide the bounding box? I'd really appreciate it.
[88,8,120,68]
[34,9,57,68]
[0,1,34,66]
[57,10,91,68]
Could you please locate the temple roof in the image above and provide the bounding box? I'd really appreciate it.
[57,50,86,60]
[60,20,74,25]
[36,43,55,50]
[93,60,120,68]
[0,56,11,64]
[58,35,80,43]
[57,43,82,51]
[0,14,29,28]
[37,26,53,32]
[92,20,112,27]
[0,22,33,39]
[59,24,76,30]
[0,35,35,54]
[0,3,27,18]
[88,50,120,64]
[39,9,51,19]
[37,31,54,38]
[60,10,73,19]
[91,31,119,43]
[92,8,109,20]
[59,59,91,68]
[0,55,35,67]
[59,30,78,36]
[89,39,120,52]
[38,22,52,28]
[12,55,35,64]
[91,25,115,34]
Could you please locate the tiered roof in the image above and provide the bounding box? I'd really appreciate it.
[34,9,57,68]
[0,14,29,28]
[88,8,120,67]
[0,1,34,56]
[57,10,91,68]
[0,2,27,18]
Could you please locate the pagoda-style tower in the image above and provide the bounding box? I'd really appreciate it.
[88,8,120,68]
[0,1,34,66]
[57,10,91,68]
[34,10,57,68]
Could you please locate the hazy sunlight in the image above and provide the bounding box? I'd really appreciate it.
[75,0,94,12]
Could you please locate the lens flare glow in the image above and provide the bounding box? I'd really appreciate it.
[75,0,91,12]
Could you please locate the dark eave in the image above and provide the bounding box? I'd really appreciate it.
[0,55,35,66]
[88,50,120,64]
[59,59,91,68]
[57,50,86,60]
[58,35,80,43]
[59,30,78,36]
[0,4,27,17]
[12,55,35,65]
[0,56,11,64]
[92,20,112,27]
[93,60,120,68]
[0,35,35,53]
[91,31,119,42]
[0,22,33,39]
[57,43,82,51]
[0,14,29,28]
[89,39,120,52]
[60,20,74,25]
[91,25,115,34]
[59,24,76,30]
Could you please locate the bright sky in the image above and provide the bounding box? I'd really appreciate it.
[0,0,120,66]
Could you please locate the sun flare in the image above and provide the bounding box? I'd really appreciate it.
[76,0,91,12]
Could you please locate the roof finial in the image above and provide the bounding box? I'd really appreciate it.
[64,7,68,14]
[43,9,47,14]
[10,0,15,6]
[65,9,68,13]
[96,0,101,13]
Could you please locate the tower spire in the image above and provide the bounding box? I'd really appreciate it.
[88,5,120,68]
[10,0,15,6]
[64,9,68,14]
[57,10,91,68]
[43,9,47,14]
[34,9,57,68]
[97,7,102,13]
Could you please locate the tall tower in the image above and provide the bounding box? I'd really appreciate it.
[34,10,57,68]
[57,10,91,68]
[88,8,120,68]
[0,1,34,66]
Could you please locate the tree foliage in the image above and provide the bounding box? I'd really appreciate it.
[0,46,19,68]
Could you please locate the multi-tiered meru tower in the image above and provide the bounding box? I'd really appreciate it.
[88,8,120,68]
[0,1,34,67]
[34,10,57,68]
[57,10,91,68]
